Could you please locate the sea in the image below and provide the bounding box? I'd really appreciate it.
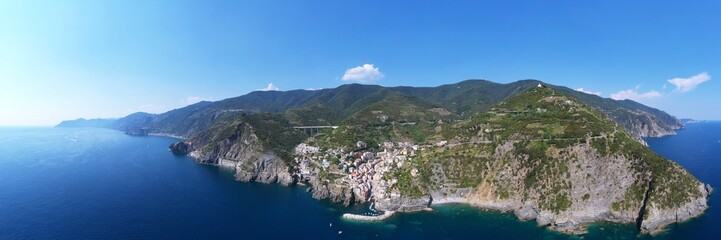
[0,122,719,239]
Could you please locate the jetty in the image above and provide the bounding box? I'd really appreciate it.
[341,211,395,221]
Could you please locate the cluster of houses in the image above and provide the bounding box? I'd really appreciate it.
[293,143,321,182]
[343,141,420,201]
[292,141,421,202]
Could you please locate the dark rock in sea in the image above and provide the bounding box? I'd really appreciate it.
[706,184,713,195]
[169,141,191,155]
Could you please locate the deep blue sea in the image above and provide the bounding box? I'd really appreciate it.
[0,123,719,239]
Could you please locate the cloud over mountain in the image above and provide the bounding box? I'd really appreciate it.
[341,64,384,83]
[574,88,601,96]
[258,83,279,91]
[667,72,711,92]
[611,87,662,101]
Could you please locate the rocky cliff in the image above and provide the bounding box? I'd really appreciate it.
[172,113,305,186]
[192,122,293,185]
[608,108,683,138]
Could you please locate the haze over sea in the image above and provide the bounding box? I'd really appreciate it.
[0,122,718,239]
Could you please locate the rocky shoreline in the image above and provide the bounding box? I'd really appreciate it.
[174,143,710,235]
[178,143,709,235]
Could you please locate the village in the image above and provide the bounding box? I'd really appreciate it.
[293,140,422,203]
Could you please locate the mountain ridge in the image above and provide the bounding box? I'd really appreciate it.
[57,79,682,139]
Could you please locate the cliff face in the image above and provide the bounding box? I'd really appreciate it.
[642,183,709,234]
[419,141,707,234]
[610,109,683,138]
[424,142,645,232]
[180,118,296,186]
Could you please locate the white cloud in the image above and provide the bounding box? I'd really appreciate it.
[257,83,279,91]
[667,72,711,92]
[610,86,662,101]
[186,96,210,104]
[574,88,601,96]
[341,64,384,83]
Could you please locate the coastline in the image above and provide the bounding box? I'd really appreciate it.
[430,197,515,212]
[430,197,472,206]
[151,122,704,236]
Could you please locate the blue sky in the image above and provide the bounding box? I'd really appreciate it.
[1,0,719,126]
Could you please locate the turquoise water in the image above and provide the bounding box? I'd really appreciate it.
[0,123,718,239]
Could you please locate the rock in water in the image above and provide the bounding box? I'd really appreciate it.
[706,184,713,195]
[169,141,191,155]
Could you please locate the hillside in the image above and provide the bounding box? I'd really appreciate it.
[314,92,457,148]
[293,86,708,234]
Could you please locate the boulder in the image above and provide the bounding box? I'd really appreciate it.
[514,205,539,220]
[706,184,713,195]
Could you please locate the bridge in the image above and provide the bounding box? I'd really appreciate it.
[293,126,339,136]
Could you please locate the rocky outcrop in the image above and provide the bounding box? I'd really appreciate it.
[309,175,356,206]
[514,205,539,220]
[169,141,191,155]
[641,183,710,234]
[706,184,713,195]
[374,195,431,212]
[178,121,294,186]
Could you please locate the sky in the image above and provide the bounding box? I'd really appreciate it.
[1,0,719,126]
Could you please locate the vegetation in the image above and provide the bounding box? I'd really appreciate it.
[383,153,432,198]
[118,80,699,218]
[62,79,682,142]
[242,113,309,162]
[315,93,456,149]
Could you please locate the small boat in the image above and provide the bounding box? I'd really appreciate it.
[338,231,343,234]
